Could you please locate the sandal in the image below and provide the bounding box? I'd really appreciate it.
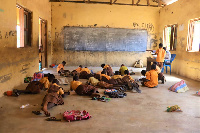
[46,117,61,121]
[32,111,42,115]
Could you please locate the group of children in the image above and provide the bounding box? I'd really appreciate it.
[141,43,167,88]
[4,43,167,117]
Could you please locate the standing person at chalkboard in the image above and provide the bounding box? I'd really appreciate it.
[101,64,114,76]
[155,43,166,69]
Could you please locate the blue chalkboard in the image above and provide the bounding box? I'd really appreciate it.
[63,27,147,52]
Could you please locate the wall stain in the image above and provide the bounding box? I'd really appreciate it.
[0,31,2,39]
[150,34,158,47]
[0,73,12,83]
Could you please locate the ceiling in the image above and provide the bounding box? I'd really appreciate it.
[50,0,179,6]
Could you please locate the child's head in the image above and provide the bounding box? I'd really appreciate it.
[114,71,120,75]
[124,70,129,75]
[121,64,124,67]
[79,65,83,68]
[163,47,166,51]
[52,79,59,84]
[101,64,105,68]
[73,74,79,81]
[101,69,107,74]
[141,70,146,76]
[48,74,55,82]
[153,62,157,65]
[159,43,163,48]
[151,64,156,70]
[62,61,66,66]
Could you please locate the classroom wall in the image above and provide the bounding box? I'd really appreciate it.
[158,0,200,81]
[51,2,160,67]
[0,0,51,96]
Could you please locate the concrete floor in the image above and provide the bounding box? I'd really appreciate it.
[0,67,200,133]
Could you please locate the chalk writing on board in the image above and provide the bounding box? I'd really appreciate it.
[63,27,148,52]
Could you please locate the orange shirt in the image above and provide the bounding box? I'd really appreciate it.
[112,75,122,79]
[39,77,50,89]
[101,74,111,80]
[57,64,64,72]
[96,71,102,75]
[70,81,82,91]
[75,67,82,73]
[104,64,109,69]
[123,75,134,82]
[156,48,166,62]
[81,68,91,74]
[52,83,64,95]
[144,70,158,88]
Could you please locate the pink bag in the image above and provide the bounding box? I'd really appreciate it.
[63,110,91,122]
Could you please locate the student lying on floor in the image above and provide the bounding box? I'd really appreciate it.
[79,67,91,79]
[119,64,128,76]
[10,74,55,96]
[33,79,70,116]
[112,71,122,79]
[141,64,158,88]
[101,64,114,76]
[71,75,99,96]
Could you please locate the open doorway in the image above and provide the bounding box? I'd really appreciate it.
[39,18,47,70]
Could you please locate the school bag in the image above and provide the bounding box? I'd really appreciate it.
[63,110,91,122]
[33,72,44,81]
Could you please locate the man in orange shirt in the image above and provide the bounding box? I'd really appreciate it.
[155,43,166,69]
[57,61,66,73]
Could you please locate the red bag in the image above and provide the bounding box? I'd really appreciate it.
[63,110,91,122]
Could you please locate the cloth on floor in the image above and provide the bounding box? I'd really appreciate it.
[63,110,91,122]
[169,80,189,93]
[196,90,200,96]
[167,105,182,112]
[57,77,69,85]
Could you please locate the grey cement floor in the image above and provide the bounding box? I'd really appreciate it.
[0,67,200,133]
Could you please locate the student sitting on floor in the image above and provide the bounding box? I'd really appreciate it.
[153,62,166,84]
[71,75,99,96]
[112,71,122,79]
[33,79,70,116]
[141,64,158,88]
[57,61,66,73]
[101,64,114,76]
[75,65,83,73]
[119,64,128,76]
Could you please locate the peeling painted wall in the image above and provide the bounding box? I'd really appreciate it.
[0,0,51,96]
[51,3,160,67]
[158,0,200,81]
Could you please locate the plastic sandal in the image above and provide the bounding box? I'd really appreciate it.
[46,117,61,121]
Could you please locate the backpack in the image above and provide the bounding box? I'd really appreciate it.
[63,110,91,122]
